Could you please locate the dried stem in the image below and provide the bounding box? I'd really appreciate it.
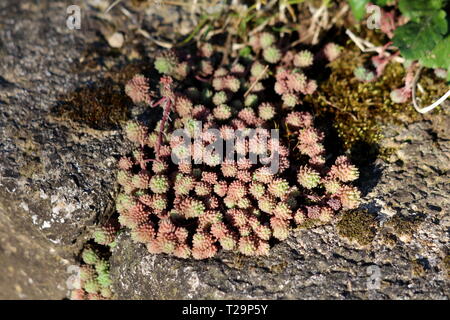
[345,29,404,64]
[412,66,450,114]
[244,65,269,98]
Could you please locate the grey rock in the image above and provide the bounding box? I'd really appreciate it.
[0,0,130,299]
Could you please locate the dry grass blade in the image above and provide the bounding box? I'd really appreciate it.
[244,65,269,97]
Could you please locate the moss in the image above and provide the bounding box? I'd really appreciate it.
[306,41,449,162]
[53,78,131,130]
[444,255,450,278]
[381,232,397,248]
[296,218,326,230]
[305,47,415,154]
[416,69,450,108]
[336,209,377,246]
[386,214,423,238]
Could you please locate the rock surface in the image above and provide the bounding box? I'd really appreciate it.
[0,0,195,300]
[0,0,448,300]
[0,1,116,299]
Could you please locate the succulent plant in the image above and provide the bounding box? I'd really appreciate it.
[154,51,189,80]
[81,247,100,265]
[71,246,114,300]
[263,46,282,64]
[117,33,361,260]
[294,50,314,68]
[354,66,376,82]
[92,224,118,246]
[125,74,152,105]
[323,43,342,62]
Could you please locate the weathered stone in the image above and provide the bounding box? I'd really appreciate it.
[0,0,194,299]
[0,0,130,299]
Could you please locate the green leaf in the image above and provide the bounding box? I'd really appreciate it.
[348,0,370,21]
[393,10,448,60]
[287,0,306,4]
[239,46,252,58]
[419,36,450,80]
[374,0,389,6]
[398,0,445,21]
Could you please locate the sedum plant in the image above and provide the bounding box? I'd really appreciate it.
[70,246,114,300]
[115,31,361,260]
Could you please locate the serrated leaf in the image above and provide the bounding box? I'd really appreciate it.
[348,0,370,21]
[398,0,445,21]
[419,36,450,80]
[393,10,448,60]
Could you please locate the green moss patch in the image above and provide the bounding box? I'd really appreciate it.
[306,49,412,149]
[336,209,378,246]
[306,44,449,163]
[386,214,423,239]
